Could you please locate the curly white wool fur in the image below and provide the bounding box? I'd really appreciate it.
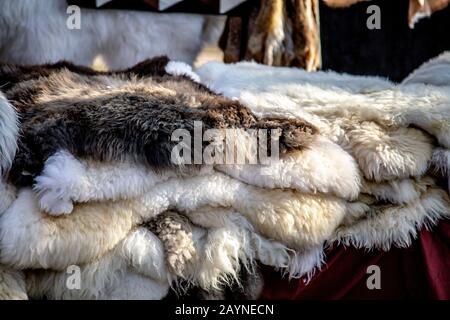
[217,136,361,200]
[26,228,169,300]
[197,59,450,150]
[0,180,16,214]
[362,177,433,204]
[0,189,140,269]
[35,137,360,215]
[186,207,323,279]
[333,188,450,250]
[0,92,18,176]
[33,150,212,215]
[153,210,262,290]
[2,173,352,269]
[343,122,433,181]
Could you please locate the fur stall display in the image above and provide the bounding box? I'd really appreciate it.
[1,53,450,299]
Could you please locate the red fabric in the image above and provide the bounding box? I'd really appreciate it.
[261,219,450,300]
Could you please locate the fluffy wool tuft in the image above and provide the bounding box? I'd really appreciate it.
[0,92,18,176]
[333,188,450,250]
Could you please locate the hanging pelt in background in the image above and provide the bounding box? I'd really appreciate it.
[220,0,321,70]
[0,56,317,187]
[0,0,226,68]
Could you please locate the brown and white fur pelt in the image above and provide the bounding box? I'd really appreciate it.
[1,57,317,187]
[0,0,225,68]
[149,210,284,299]
[33,134,360,216]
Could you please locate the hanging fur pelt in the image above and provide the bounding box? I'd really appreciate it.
[0,0,225,68]
[0,56,317,187]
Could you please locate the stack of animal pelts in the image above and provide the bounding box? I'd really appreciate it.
[1,52,450,300]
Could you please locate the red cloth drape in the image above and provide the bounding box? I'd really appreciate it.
[261,219,450,299]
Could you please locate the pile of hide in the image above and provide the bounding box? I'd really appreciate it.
[1,52,450,300]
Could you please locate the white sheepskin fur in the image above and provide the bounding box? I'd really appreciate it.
[217,135,361,200]
[2,173,354,269]
[26,228,169,300]
[33,150,212,215]
[0,0,225,68]
[0,92,18,176]
[196,59,450,150]
[35,138,361,215]
[0,189,140,269]
[165,61,201,82]
[333,188,450,250]
[343,122,433,181]
[0,265,27,300]
[402,52,450,87]
[0,180,16,215]
[361,177,433,204]
[186,207,324,280]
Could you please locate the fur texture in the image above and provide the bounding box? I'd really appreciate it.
[33,150,212,215]
[26,228,169,300]
[3,54,450,300]
[334,188,450,250]
[0,189,140,269]
[2,58,317,187]
[0,265,27,300]
[34,135,359,216]
[402,51,450,86]
[0,92,18,176]
[197,59,450,151]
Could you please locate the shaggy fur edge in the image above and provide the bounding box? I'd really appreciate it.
[0,92,18,176]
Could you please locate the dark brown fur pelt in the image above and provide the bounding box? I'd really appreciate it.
[1,57,317,186]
